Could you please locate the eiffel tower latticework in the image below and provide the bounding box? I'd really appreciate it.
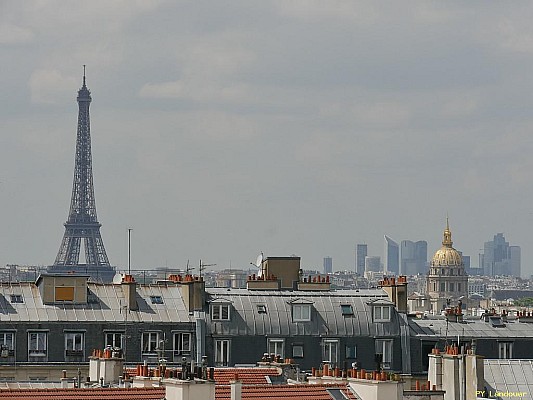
[53,70,110,267]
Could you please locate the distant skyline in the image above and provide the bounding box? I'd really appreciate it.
[0,2,532,276]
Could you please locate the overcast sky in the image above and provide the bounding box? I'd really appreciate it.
[1,1,532,275]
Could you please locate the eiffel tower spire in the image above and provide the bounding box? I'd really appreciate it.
[53,69,110,268]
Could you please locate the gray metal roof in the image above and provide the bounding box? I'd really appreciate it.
[484,359,533,399]
[0,282,193,323]
[205,288,399,337]
[409,317,533,339]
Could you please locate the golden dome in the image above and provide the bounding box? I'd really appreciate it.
[431,219,463,267]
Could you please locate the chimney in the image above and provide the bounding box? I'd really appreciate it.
[164,378,215,400]
[180,276,206,312]
[230,377,242,400]
[428,351,443,390]
[121,274,138,311]
[379,276,408,313]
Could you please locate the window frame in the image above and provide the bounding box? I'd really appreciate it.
[141,331,161,355]
[28,331,48,360]
[0,332,15,358]
[211,304,231,321]
[498,342,513,359]
[322,339,339,366]
[292,344,304,358]
[341,304,354,316]
[292,304,312,322]
[373,305,391,322]
[10,294,23,303]
[215,339,230,367]
[267,338,285,359]
[150,295,164,305]
[173,332,192,357]
[375,339,393,369]
[105,332,124,349]
[345,344,357,359]
[65,332,84,358]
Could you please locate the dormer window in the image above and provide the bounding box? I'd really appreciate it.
[10,294,23,303]
[292,304,311,322]
[374,305,391,322]
[211,304,231,321]
[257,304,267,314]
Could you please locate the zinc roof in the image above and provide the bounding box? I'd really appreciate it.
[205,288,399,337]
[409,317,533,339]
[0,282,193,324]
[484,359,533,399]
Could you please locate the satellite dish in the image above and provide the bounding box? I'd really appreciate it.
[256,253,264,277]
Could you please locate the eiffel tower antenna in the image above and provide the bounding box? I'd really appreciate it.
[52,69,110,270]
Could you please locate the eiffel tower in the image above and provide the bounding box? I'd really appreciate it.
[50,68,114,281]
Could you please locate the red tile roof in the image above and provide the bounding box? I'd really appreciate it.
[213,368,281,384]
[0,387,165,400]
[215,383,357,400]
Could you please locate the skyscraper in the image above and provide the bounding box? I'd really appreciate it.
[355,244,367,275]
[482,233,521,277]
[323,257,332,274]
[384,236,399,275]
[400,240,427,275]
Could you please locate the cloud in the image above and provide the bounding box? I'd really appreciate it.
[28,69,77,104]
[0,23,34,44]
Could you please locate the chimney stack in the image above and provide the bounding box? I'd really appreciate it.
[121,274,138,311]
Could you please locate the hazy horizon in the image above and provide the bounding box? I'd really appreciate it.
[1,2,532,276]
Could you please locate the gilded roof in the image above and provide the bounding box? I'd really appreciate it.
[430,219,463,267]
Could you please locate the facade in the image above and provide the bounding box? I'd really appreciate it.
[355,244,367,275]
[400,240,427,276]
[364,256,381,273]
[323,257,332,274]
[384,236,399,275]
[426,221,468,314]
[0,258,406,374]
[481,233,521,277]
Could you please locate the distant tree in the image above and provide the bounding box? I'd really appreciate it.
[514,297,533,307]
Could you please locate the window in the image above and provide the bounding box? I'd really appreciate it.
[292,344,304,358]
[449,283,454,292]
[373,306,391,322]
[28,332,47,361]
[211,304,231,321]
[457,283,461,292]
[215,339,230,366]
[267,339,285,359]
[0,332,14,358]
[345,344,357,359]
[341,305,354,316]
[105,332,124,349]
[440,282,445,292]
[150,296,163,304]
[142,332,160,354]
[375,339,393,369]
[55,287,74,301]
[257,305,267,314]
[292,304,311,322]
[173,332,192,357]
[65,332,84,360]
[10,294,23,303]
[323,339,339,366]
[499,342,513,359]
